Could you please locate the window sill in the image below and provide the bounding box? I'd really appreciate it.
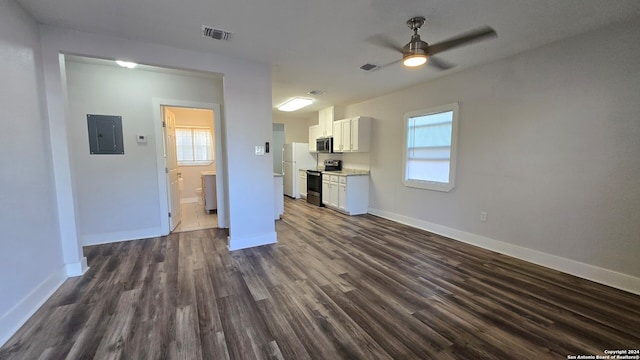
[178,161,214,167]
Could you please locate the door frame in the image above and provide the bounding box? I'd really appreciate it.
[152,98,227,234]
[161,106,181,231]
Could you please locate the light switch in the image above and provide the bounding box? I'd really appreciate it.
[255,145,265,155]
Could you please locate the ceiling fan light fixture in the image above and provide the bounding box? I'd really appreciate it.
[277,97,313,112]
[403,54,427,67]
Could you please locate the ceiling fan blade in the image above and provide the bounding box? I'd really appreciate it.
[365,34,404,54]
[427,56,455,71]
[427,26,497,56]
[360,58,402,72]
[376,58,402,70]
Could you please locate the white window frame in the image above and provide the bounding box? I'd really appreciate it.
[402,102,459,192]
[176,126,214,166]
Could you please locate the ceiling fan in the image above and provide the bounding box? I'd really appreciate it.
[363,17,497,71]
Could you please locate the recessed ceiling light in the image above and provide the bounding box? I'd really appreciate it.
[277,97,313,112]
[115,60,137,69]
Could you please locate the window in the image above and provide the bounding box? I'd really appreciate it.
[176,127,213,166]
[403,102,459,192]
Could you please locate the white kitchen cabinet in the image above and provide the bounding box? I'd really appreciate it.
[332,120,348,152]
[311,106,343,147]
[333,117,371,153]
[318,106,343,137]
[299,170,308,198]
[308,125,320,152]
[350,117,371,152]
[329,175,339,208]
[322,177,331,206]
[338,177,347,211]
[322,173,369,215]
[318,107,332,137]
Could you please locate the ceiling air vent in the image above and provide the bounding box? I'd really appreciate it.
[202,25,233,41]
[360,63,379,71]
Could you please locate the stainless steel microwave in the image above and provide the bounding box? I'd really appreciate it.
[316,137,333,153]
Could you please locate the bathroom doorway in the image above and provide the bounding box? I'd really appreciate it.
[154,100,226,234]
[162,106,218,232]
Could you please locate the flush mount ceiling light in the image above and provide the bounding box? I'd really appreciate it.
[277,97,313,112]
[115,60,137,69]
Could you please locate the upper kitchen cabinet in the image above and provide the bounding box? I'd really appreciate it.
[318,106,343,137]
[308,125,321,152]
[333,116,371,152]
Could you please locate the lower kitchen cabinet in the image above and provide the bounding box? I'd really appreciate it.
[329,176,339,208]
[322,174,369,215]
[322,178,331,206]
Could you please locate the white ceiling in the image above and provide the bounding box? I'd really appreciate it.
[18,0,640,118]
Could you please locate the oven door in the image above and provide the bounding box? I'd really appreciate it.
[306,170,323,206]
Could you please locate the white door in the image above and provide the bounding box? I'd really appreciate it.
[164,107,181,231]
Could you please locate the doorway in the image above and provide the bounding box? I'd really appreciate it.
[162,106,220,233]
[153,99,227,235]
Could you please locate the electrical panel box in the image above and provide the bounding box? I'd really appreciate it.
[87,114,124,155]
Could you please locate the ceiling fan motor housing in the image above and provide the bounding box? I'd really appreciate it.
[403,16,429,64]
[403,34,428,57]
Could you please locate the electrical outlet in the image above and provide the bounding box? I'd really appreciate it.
[480,211,488,222]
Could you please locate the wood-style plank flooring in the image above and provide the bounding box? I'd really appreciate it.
[2,197,639,359]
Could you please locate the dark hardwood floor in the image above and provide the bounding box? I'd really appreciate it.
[2,197,639,359]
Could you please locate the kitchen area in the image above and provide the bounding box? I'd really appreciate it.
[277,105,373,216]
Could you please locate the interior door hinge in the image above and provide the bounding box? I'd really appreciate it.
[165,168,169,174]
[162,121,166,127]
[168,212,172,218]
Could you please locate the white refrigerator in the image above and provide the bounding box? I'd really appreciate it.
[283,143,317,198]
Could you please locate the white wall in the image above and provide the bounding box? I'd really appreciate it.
[64,60,223,244]
[344,19,640,293]
[40,25,276,253]
[273,114,317,144]
[173,107,216,202]
[0,0,67,346]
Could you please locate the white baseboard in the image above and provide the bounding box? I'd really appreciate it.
[228,231,277,251]
[0,266,68,347]
[82,227,162,246]
[368,207,640,296]
[66,257,89,277]
[180,197,199,204]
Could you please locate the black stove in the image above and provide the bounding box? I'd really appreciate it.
[306,160,342,207]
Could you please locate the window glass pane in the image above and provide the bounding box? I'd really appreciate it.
[192,129,212,161]
[176,127,213,165]
[406,160,450,183]
[403,104,458,191]
[176,129,194,162]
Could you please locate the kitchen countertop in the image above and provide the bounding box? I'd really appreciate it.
[201,171,216,176]
[299,168,370,176]
[323,169,370,176]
